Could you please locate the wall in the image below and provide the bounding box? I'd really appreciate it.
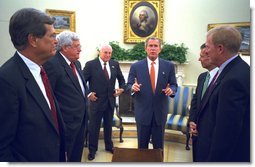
[0,0,250,85]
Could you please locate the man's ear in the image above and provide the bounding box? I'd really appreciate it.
[28,34,38,47]
[217,44,224,54]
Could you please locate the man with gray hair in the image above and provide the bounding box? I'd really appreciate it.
[195,25,250,162]
[43,30,88,162]
[83,43,125,160]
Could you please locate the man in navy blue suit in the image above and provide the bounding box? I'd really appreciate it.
[0,8,66,162]
[188,43,218,162]
[43,31,88,162]
[83,44,125,160]
[127,37,177,153]
[196,25,250,162]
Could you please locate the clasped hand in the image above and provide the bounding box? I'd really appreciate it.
[113,88,124,97]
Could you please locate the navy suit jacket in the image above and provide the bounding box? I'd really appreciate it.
[43,52,88,160]
[0,52,65,162]
[196,56,250,162]
[189,72,207,123]
[127,58,177,126]
[43,52,88,130]
[83,58,125,111]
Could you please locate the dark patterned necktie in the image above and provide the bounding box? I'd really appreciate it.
[205,71,219,97]
[103,62,109,80]
[70,62,77,77]
[40,66,59,133]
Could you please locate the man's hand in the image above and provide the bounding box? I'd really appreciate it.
[189,121,198,136]
[162,84,173,96]
[113,88,124,97]
[88,92,98,102]
[132,78,142,93]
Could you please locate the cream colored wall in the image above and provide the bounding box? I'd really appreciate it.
[0,0,250,85]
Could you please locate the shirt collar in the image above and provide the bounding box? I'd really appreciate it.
[218,54,238,74]
[99,57,108,66]
[60,52,72,65]
[147,57,159,65]
[17,51,41,77]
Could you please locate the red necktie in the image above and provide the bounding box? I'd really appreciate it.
[103,62,109,80]
[70,62,77,77]
[40,66,59,133]
[150,61,155,93]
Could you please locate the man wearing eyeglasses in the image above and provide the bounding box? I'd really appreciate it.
[43,30,88,162]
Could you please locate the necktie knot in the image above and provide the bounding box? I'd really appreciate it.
[40,66,46,75]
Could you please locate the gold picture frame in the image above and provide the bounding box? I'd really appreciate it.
[208,22,250,55]
[46,9,76,34]
[124,0,164,43]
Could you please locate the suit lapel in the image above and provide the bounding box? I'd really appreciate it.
[156,59,164,94]
[198,56,241,114]
[97,58,111,83]
[143,59,153,93]
[15,54,59,134]
[75,61,88,96]
[109,60,116,82]
[57,54,83,94]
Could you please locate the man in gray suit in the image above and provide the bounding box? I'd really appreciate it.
[127,37,177,153]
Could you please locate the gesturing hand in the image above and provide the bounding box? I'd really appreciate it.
[162,84,173,96]
[132,78,142,93]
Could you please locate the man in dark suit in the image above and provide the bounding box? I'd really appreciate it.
[196,25,250,162]
[83,44,125,160]
[188,43,218,162]
[43,31,88,162]
[127,37,177,152]
[0,8,66,162]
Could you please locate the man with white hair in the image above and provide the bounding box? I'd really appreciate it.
[83,43,125,161]
[43,30,88,162]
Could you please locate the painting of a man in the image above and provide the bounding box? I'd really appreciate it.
[130,4,157,37]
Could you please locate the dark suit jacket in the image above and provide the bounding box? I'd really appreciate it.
[127,58,177,126]
[0,52,65,162]
[196,56,250,162]
[83,58,125,111]
[189,72,207,123]
[43,52,88,160]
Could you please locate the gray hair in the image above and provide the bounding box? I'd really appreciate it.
[98,43,112,52]
[140,10,148,19]
[56,30,80,51]
[207,25,242,54]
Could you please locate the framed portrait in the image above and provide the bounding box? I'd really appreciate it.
[208,22,250,55]
[124,0,164,43]
[46,9,76,34]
